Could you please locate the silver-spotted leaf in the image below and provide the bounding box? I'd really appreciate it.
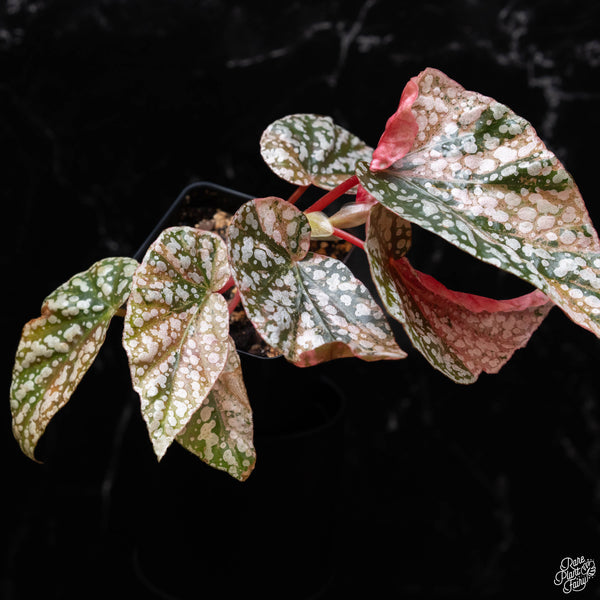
[10,256,138,460]
[366,203,554,383]
[177,338,255,481]
[371,77,419,170]
[357,67,600,337]
[228,197,406,366]
[260,113,373,190]
[123,227,231,460]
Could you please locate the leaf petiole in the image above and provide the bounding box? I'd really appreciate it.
[228,290,241,314]
[304,175,359,214]
[218,276,235,295]
[287,185,310,205]
[332,227,364,250]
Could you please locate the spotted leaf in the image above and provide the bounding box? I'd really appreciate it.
[123,227,231,461]
[177,338,255,481]
[371,77,419,171]
[227,197,406,366]
[366,204,553,383]
[10,257,138,460]
[260,113,373,190]
[358,67,600,337]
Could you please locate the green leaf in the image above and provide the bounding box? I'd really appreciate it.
[260,113,373,190]
[366,204,553,383]
[123,227,231,460]
[177,338,255,481]
[10,257,138,460]
[227,197,406,366]
[357,67,600,337]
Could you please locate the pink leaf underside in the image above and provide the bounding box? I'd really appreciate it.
[391,256,553,380]
[370,78,420,171]
[365,203,554,382]
[356,185,378,205]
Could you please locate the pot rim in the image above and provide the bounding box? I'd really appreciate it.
[134,180,253,262]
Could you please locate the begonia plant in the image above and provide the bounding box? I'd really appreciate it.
[10,68,600,481]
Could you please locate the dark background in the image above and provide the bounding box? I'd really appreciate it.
[3,0,600,598]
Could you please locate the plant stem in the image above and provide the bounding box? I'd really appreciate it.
[332,227,365,250]
[304,175,359,214]
[287,185,310,205]
[218,276,235,295]
[228,290,241,314]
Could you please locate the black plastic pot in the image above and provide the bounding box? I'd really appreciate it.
[122,182,347,599]
[134,181,252,261]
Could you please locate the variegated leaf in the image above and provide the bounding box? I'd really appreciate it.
[123,227,231,460]
[260,113,373,190]
[366,203,554,383]
[227,197,406,366]
[177,338,255,481]
[356,185,378,206]
[371,77,419,170]
[357,67,600,337]
[10,257,138,460]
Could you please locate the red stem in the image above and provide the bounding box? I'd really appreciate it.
[332,227,364,251]
[287,185,310,205]
[228,290,241,314]
[304,175,359,214]
[218,276,235,295]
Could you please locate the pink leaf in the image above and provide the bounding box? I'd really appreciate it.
[359,67,600,338]
[391,257,553,381]
[365,203,554,383]
[356,184,378,205]
[370,78,419,171]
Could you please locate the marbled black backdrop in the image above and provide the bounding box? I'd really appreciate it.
[3,1,600,598]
